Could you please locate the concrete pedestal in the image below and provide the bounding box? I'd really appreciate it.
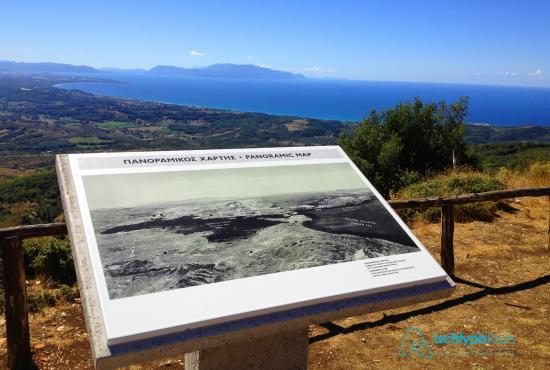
[185,327,309,370]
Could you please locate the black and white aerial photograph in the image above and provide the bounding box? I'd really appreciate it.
[83,163,420,299]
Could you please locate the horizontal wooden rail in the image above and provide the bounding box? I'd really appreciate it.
[0,222,67,239]
[0,186,549,369]
[388,186,550,209]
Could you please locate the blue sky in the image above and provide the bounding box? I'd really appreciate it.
[1,0,549,86]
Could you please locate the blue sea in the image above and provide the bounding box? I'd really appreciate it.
[58,74,550,126]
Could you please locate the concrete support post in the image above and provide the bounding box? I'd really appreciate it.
[185,327,309,370]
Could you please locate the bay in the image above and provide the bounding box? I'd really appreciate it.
[58,74,550,126]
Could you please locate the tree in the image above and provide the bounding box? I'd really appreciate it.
[338,97,473,197]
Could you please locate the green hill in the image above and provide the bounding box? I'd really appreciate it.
[465,124,550,144]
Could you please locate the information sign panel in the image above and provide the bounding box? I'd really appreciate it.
[60,146,452,347]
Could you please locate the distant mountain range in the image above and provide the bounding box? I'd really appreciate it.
[149,63,305,80]
[0,60,306,80]
[0,61,97,74]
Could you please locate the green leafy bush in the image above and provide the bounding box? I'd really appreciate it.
[395,171,505,222]
[339,97,478,197]
[58,284,80,301]
[23,237,76,285]
[27,290,57,312]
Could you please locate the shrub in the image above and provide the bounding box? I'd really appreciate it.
[27,290,57,312]
[23,236,76,285]
[395,170,505,222]
[58,284,80,301]
[339,97,477,197]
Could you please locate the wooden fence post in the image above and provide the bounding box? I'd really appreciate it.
[1,236,33,370]
[440,204,455,276]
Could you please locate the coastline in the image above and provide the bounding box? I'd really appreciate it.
[55,75,550,126]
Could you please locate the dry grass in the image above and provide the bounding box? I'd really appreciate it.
[497,162,550,225]
[308,165,550,369]
[498,162,550,189]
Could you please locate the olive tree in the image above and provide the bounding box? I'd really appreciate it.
[338,97,472,197]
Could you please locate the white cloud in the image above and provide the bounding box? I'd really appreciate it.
[246,56,254,60]
[503,71,519,76]
[302,65,337,74]
[529,68,543,77]
[190,50,205,57]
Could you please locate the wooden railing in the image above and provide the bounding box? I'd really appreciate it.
[1,186,549,369]
[389,186,550,273]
